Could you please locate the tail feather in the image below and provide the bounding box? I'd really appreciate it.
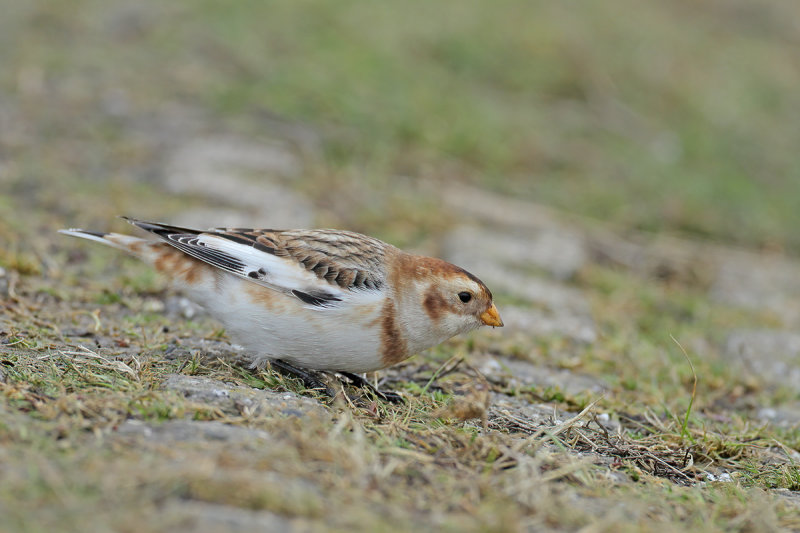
[60,226,214,287]
[58,228,152,254]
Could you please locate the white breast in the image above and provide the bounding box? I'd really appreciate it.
[182,273,387,373]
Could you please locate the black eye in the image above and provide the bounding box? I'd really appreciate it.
[458,291,472,303]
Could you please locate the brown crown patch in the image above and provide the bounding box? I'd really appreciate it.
[398,254,493,300]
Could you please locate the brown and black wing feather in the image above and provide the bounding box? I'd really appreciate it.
[214,228,390,291]
[124,218,390,308]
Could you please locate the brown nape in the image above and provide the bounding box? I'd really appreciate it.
[380,300,408,366]
[422,287,448,322]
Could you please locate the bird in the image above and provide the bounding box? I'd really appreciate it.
[60,218,503,379]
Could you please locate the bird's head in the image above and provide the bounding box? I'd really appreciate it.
[397,255,502,350]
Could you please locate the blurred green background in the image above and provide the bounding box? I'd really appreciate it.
[2,0,799,250]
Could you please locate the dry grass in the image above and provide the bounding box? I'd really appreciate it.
[3,1,800,531]
[3,295,800,532]
[3,209,800,531]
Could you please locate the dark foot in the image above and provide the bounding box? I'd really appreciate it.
[338,371,405,404]
[270,359,336,398]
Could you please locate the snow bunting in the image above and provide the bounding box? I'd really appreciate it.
[60,218,503,373]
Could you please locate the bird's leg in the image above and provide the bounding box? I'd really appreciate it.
[269,359,336,398]
[267,360,402,403]
[337,371,404,404]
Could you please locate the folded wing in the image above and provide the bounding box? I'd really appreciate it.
[124,218,388,309]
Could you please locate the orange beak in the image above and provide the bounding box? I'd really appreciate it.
[479,303,503,327]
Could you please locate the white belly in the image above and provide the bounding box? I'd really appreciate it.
[183,274,387,373]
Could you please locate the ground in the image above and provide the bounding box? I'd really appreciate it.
[2,2,800,532]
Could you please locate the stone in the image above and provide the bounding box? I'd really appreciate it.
[167,136,300,182]
[723,329,800,390]
[757,405,800,427]
[161,374,329,419]
[488,392,564,429]
[476,355,608,396]
[773,489,800,509]
[711,253,800,327]
[164,136,313,228]
[156,501,296,533]
[162,338,245,362]
[497,305,597,344]
[439,184,567,231]
[116,419,272,444]
[443,225,587,281]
